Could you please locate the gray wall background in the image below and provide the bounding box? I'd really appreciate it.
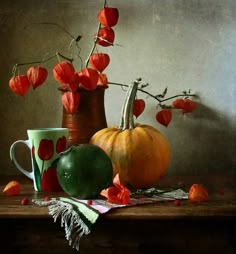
[0,0,235,176]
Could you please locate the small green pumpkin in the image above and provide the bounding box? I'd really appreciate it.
[57,144,113,199]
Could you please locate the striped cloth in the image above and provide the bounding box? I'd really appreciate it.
[33,188,188,251]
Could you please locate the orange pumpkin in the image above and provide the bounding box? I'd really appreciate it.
[90,79,171,189]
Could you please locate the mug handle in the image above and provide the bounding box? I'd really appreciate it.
[10,140,34,180]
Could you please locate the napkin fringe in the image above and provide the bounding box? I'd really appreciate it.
[33,199,90,251]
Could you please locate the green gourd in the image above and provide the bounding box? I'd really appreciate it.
[57,144,113,199]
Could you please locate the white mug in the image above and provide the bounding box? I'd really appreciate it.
[10,128,69,192]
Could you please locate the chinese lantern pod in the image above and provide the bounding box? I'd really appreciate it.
[78,68,99,91]
[9,75,30,96]
[89,53,110,73]
[182,99,196,114]
[62,91,80,114]
[27,66,48,89]
[53,61,76,84]
[173,98,196,114]
[156,109,172,127]
[172,98,185,109]
[3,181,21,196]
[133,99,145,118]
[97,73,108,87]
[188,184,208,202]
[61,74,80,92]
[97,7,119,28]
[95,27,115,47]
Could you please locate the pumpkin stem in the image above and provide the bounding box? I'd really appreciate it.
[119,78,140,130]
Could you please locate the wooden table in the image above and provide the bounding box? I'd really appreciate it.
[0,173,235,254]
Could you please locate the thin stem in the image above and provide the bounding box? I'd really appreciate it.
[56,52,74,63]
[34,22,82,67]
[33,22,75,40]
[12,52,73,76]
[84,0,108,67]
[85,22,102,67]
[108,81,196,104]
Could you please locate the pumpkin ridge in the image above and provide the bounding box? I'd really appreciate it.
[128,127,161,187]
[104,129,120,157]
[142,126,171,172]
[115,130,133,184]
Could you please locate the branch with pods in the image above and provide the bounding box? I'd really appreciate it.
[8,0,196,128]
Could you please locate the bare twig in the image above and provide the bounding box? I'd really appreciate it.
[108,81,196,104]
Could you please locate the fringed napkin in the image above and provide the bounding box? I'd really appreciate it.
[32,188,188,251]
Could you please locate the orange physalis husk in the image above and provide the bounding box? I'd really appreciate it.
[89,53,110,73]
[173,98,196,114]
[27,66,48,89]
[53,61,76,84]
[9,75,30,97]
[101,174,130,205]
[97,7,119,28]
[188,184,208,203]
[95,27,115,47]
[61,73,80,92]
[3,180,21,196]
[62,91,80,114]
[156,109,172,127]
[97,73,108,87]
[78,68,99,91]
[133,99,145,118]
[172,98,185,109]
[182,99,196,114]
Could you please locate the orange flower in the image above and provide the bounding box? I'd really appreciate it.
[101,174,130,205]
[188,184,208,202]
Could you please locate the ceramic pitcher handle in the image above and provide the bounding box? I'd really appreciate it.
[10,140,34,180]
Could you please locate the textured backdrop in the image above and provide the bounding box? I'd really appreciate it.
[0,0,235,175]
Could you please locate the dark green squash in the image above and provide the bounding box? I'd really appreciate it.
[57,144,113,199]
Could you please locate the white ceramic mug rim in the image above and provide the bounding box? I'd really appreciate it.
[27,128,68,132]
